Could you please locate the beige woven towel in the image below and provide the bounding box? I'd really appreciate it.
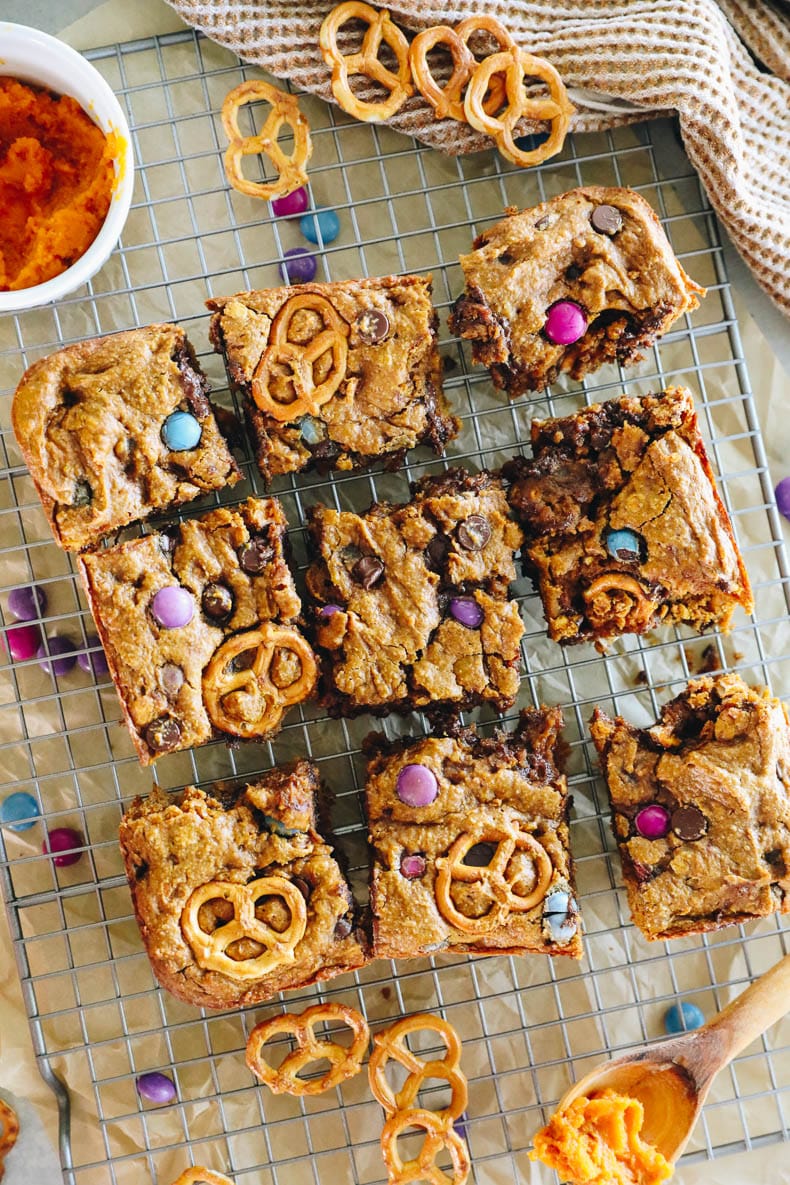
[167,0,790,316]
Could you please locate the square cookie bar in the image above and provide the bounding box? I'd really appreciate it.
[505,388,752,645]
[306,468,525,716]
[591,674,790,940]
[449,186,704,397]
[119,761,368,1008]
[12,324,240,551]
[207,274,457,481]
[79,497,316,765]
[364,708,582,959]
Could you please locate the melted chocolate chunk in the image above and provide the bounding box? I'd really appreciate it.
[334,915,353,939]
[591,204,624,235]
[457,514,492,551]
[239,538,273,574]
[671,805,708,842]
[145,716,182,752]
[202,582,234,620]
[351,555,385,588]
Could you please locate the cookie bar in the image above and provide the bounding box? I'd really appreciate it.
[364,708,582,959]
[119,762,368,1008]
[12,324,240,551]
[79,497,316,765]
[305,468,525,716]
[591,674,790,941]
[449,186,704,397]
[208,274,458,481]
[505,388,752,645]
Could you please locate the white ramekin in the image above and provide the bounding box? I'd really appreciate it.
[0,22,134,313]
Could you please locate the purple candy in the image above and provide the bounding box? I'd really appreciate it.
[43,827,83,867]
[400,853,427,878]
[449,597,484,629]
[135,1071,177,1105]
[280,247,317,284]
[8,584,47,622]
[4,622,41,662]
[396,764,438,808]
[37,634,78,676]
[77,634,110,677]
[635,804,671,839]
[151,586,194,630]
[775,477,790,521]
[271,185,309,217]
[544,300,587,345]
[319,604,342,617]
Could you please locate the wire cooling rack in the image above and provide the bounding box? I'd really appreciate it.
[1,26,789,1185]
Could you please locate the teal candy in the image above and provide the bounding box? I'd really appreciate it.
[1,791,40,832]
[300,206,341,245]
[664,1001,705,1033]
[605,527,643,559]
[162,411,202,451]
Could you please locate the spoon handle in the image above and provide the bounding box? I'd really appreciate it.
[699,950,790,1071]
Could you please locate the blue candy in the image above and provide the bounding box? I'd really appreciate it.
[162,411,202,451]
[0,791,40,832]
[606,527,643,561]
[261,813,301,838]
[664,1001,705,1034]
[543,888,578,944]
[300,206,341,245]
[300,416,326,445]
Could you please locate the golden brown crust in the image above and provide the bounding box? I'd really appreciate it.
[12,324,240,551]
[590,674,790,941]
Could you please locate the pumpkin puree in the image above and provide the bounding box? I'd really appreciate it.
[0,76,120,291]
[531,1090,673,1185]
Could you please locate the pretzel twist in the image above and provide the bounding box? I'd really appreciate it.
[409,16,515,123]
[0,1100,19,1182]
[464,48,575,167]
[169,1170,236,1185]
[247,1003,369,1095]
[203,624,317,738]
[181,877,307,980]
[221,80,312,200]
[380,1108,470,1185]
[369,1014,468,1122]
[320,2,413,122]
[583,573,657,631]
[435,817,553,934]
[252,292,350,420]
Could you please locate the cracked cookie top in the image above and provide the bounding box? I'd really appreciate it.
[306,468,525,714]
[505,387,752,644]
[12,324,240,551]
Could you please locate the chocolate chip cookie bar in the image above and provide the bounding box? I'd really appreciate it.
[79,497,316,765]
[505,388,752,645]
[591,674,790,941]
[208,274,458,481]
[306,468,525,716]
[364,708,582,959]
[119,761,368,1008]
[12,324,240,551]
[449,186,704,397]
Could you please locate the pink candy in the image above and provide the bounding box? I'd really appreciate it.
[43,827,84,867]
[271,186,309,217]
[544,300,587,345]
[635,804,671,839]
[396,764,438,807]
[5,622,41,662]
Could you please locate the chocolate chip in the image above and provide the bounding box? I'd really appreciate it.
[72,479,92,507]
[535,215,551,230]
[144,716,182,753]
[456,514,492,552]
[565,264,583,281]
[591,204,623,235]
[671,805,708,842]
[463,843,496,867]
[239,538,273,574]
[426,534,449,570]
[356,309,390,344]
[497,252,515,265]
[202,582,234,620]
[291,876,312,901]
[334,915,353,939]
[351,555,385,588]
[159,662,184,696]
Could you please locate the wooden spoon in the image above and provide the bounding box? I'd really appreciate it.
[554,950,790,1163]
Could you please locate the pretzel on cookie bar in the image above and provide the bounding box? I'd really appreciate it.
[247,1002,369,1095]
[252,292,349,421]
[320,1,413,122]
[221,80,312,200]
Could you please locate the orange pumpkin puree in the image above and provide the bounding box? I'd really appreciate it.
[0,76,120,291]
[531,1090,673,1185]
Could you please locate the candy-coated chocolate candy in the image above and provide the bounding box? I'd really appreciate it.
[400,853,427,878]
[8,584,47,622]
[239,538,272,574]
[664,1001,705,1034]
[543,888,578,943]
[136,1071,177,1104]
[43,827,83,867]
[396,764,439,808]
[280,247,317,283]
[606,527,643,561]
[161,410,202,451]
[449,597,484,628]
[151,586,194,629]
[319,604,342,617]
[0,791,40,832]
[544,300,587,345]
[37,634,78,676]
[272,185,309,217]
[160,663,185,696]
[300,416,328,446]
[77,634,110,677]
[4,621,41,662]
[300,205,341,244]
[634,804,671,839]
[775,477,790,521]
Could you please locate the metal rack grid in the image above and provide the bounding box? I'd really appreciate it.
[1,26,789,1185]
